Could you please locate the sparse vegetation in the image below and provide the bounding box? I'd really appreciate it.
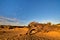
[0,22,60,40]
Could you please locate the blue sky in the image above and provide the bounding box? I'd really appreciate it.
[0,0,60,25]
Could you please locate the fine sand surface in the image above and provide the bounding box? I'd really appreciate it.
[0,28,60,40]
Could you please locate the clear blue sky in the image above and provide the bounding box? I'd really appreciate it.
[0,0,60,25]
